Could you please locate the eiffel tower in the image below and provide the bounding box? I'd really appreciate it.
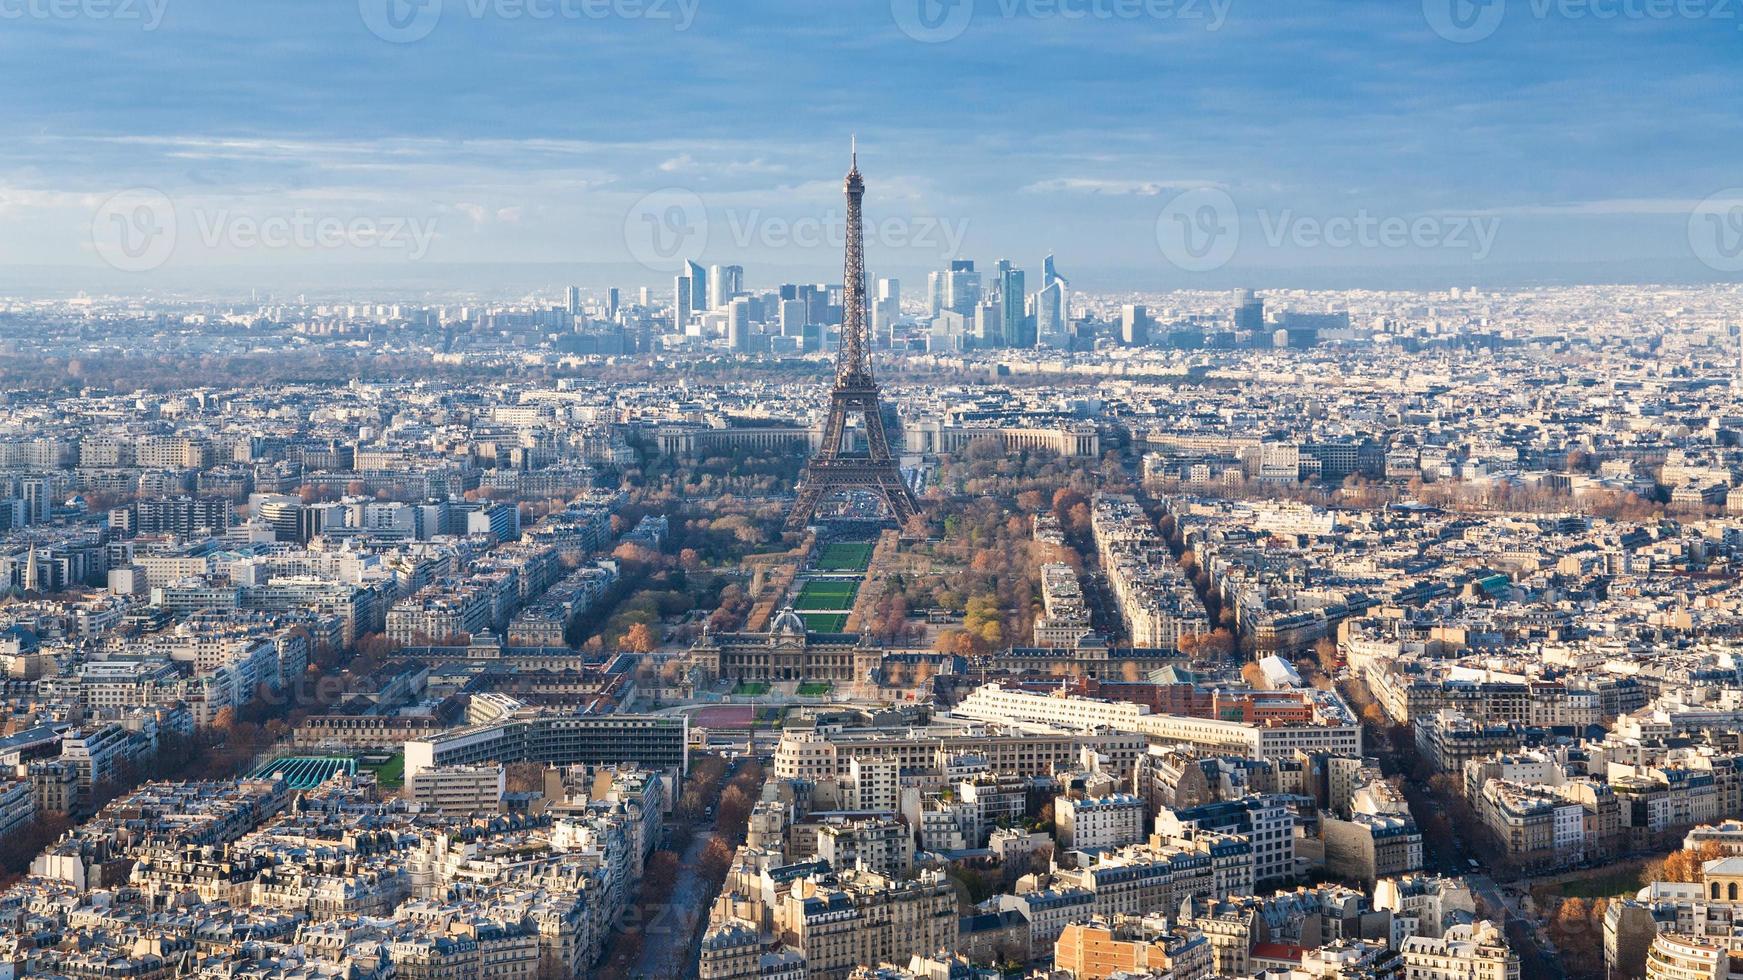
[786,143,922,533]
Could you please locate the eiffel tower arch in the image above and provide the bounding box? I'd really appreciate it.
[786,145,923,534]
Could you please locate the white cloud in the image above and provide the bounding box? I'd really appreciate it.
[1021,177,1177,197]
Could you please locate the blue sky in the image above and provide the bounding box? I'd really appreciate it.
[2,0,1741,295]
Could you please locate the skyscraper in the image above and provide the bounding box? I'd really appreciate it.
[997,262,1031,347]
[873,277,900,347]
[1234,289,1265,333]
[606,287,619,320]
[564,285,581,316]
[727,296,752,351]
[1043,251,1068,290]
[779,298,807,337]
[1042,251,1070,333]
[974,300,1001,348]
[685,259,708,312]
[1036,279,1067,348]
[673,273,693,332]
[1121,304,1149,346]
[708,264,743,310]
[943,260,980,316]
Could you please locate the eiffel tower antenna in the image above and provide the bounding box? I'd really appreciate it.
[786,145,923,534]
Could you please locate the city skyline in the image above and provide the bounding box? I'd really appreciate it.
[3,0,1742,294]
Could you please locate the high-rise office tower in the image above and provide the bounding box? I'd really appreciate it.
[708,264,744,310]
[779,298,807,336]
[1043,251,1068,290]
[674,274,693,331]
[873,277,900,347]
[926,270,944,317]
[974,300,1001,348]
[606,287,620,320]
[684,259,708,312]
[998,263,1030,347]
[1121,304,1149,346]
[944,260,980,316]
[1042,251,1070,325]
[1036,279,1067,347]
[565,285,581,316]
[638,286,650,307]
[1234,289,1264,333]
[727,297,752,351]
[802,283,831,326]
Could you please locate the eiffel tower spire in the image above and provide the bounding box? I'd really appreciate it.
[837,136,871,389]
[785,144,923,534]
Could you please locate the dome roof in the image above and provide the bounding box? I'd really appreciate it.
[772,607,806,636]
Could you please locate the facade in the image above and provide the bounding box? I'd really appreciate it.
[691,612,884,684]
[1400,922,1519,980]
[404,713,688,779]
[408,764,506,815]
[1057,794,1147,852]
[1054,917,1215,980]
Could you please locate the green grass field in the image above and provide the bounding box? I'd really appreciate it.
[361,753,405,789]
[797,681,832,696]
[733,681,770,696]
[799,612,850,632]
[795,579,859,610]
[1557,864,1647,899]
[817,541,874,571]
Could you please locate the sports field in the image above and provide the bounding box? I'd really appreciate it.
[799,612,850,632]
[795,579,858,610]
[816,541,874,571]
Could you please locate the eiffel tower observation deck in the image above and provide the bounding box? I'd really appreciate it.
[785,143,923,534]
